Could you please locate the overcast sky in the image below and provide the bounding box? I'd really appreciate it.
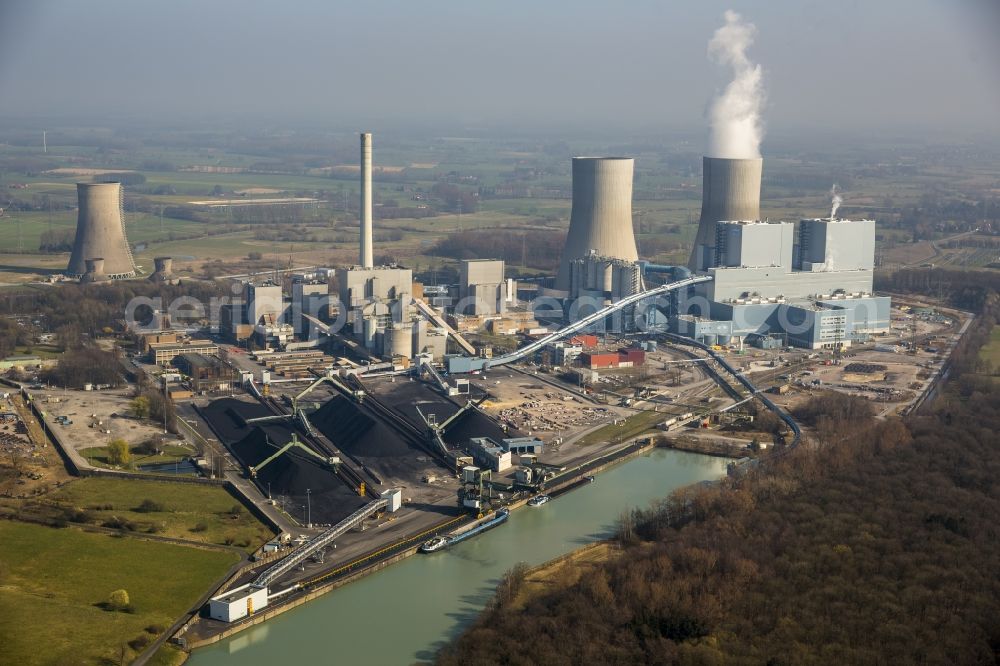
[1,0,999,139]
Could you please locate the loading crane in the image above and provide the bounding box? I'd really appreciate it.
[247,433,340,479]
[415,397,483,454]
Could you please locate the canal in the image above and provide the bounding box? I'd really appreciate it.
[188,448,729,665]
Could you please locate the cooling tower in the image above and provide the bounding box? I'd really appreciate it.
[80,258,110,283]
[555,157,638,291]
[149,256,178,284]
[67,182,136,279]
[360,132,374,268]
[688,157,762,271]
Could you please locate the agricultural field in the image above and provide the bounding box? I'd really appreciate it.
[46,476,275,551]
[2,127,999,285]
[0,520,238,666]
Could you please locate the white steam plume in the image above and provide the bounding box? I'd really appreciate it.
[830,184,843,219]
[707,11,765,159]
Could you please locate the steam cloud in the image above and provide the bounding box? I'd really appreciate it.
[830,184,843,219]
[707,11,764,159]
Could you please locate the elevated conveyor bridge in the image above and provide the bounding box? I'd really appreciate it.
[448,275,711,373]
[254,498,388,588]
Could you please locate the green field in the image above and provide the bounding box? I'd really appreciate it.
[80,442,194,471]
[0,521,238,665]
[48,477,274,551]
[576,409,666,447]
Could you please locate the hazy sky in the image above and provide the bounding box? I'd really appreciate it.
[2,0,999,138]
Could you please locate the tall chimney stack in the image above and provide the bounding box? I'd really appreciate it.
[360,132,374,268]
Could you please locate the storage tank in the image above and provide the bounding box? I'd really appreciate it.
[387,323,412,358]
[703,334,718,347]
[555,158,639,290]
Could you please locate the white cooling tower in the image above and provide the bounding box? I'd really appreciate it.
[555,157,638,291]
[688,157,762,271]
[67,182,136,279]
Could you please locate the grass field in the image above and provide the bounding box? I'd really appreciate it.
[576,409,666,447]
[0,521,238,665]
[48,477,274,551]
[80,442,194,471]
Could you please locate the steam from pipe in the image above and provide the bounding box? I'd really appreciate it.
[830,184,843,219]
[707,11,764,159]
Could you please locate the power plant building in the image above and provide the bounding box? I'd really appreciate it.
[67,182,136,279]
[676,218,889,349]
[555,157,638,291]
[458,259,511,316]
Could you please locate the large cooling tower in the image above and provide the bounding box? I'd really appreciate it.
[555,157,638,290]
[688,157,762,271]
[360,132,374,268]
[66,182,136,279]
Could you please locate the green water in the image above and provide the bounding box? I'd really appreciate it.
[188,449,728,665]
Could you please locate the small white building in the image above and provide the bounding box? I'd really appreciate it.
[381,488,402,512]
[208,583,268,622]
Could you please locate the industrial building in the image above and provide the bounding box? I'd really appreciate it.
[457,259,513,316]
[148,339,219,365]
[675,218,889,349]
[66,182,137,280]
[291,275,330,338]
[174,353,234,392]
[208,584,268,623]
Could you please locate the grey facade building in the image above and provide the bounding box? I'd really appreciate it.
[675,217,890,349]
[458,259,508,316]
[291,277,329,337]
[338,265,413,354]
[555,157,639,290]
[67,182,136,279]
[244,281,285,327]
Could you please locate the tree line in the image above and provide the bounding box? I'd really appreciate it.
[438,280,1000,665]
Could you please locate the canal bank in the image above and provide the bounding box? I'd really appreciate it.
[187,448,728,665]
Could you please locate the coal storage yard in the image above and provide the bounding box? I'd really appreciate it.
[309,395,447,485]
[200,398,368,525]
[362,377,515,447]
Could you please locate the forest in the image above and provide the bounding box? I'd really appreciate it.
[438,273,1000,665]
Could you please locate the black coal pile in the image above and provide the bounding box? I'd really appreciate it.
[200,398,366,525]
[364,378,516,447]
[310,396,435,481]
